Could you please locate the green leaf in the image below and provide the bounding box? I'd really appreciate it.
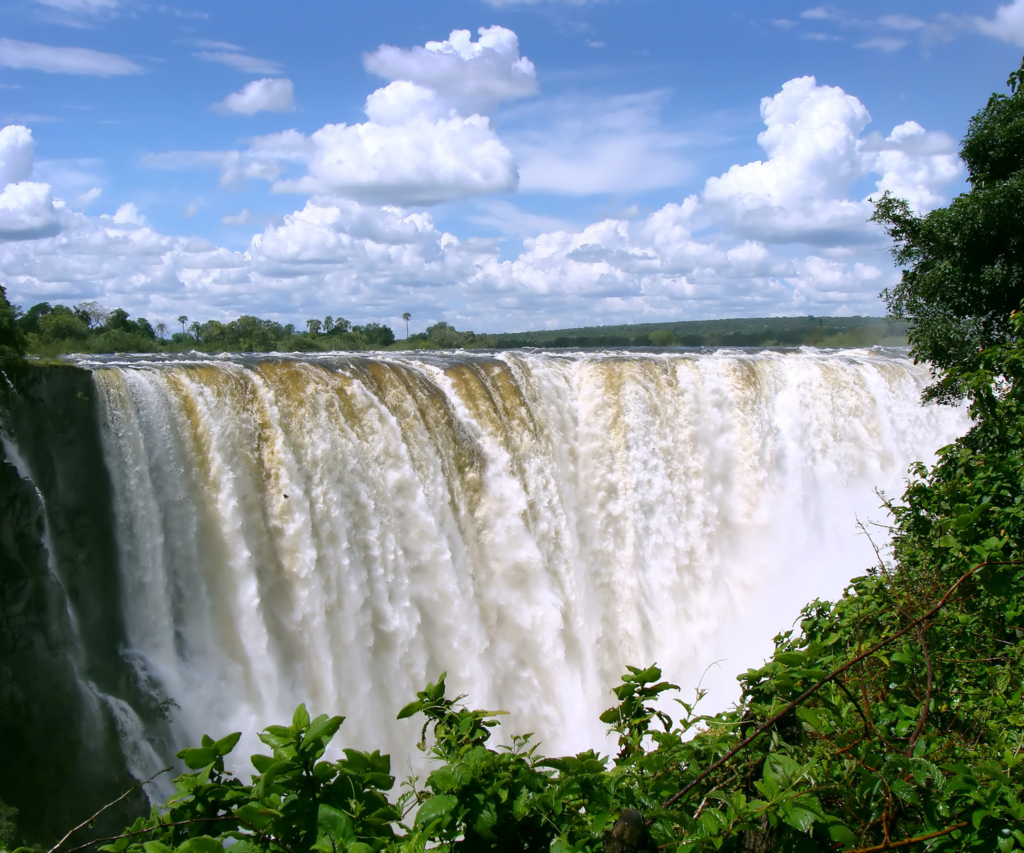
[415,794,459,828]
[396,700,424,720]
[214,732,242,757]
[780,803,821,833]
[235,802,276,831]
[178,747,217,769]
[826,822,858,846]
[428,767,458,792]
[292,704,310,730]
[303,714,343,748]
[938,534,960,548]
[317,804,355,843]
[180,837,224,853]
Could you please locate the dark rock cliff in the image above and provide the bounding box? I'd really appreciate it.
[0,365,153,846]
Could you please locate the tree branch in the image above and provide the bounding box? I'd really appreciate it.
[846,819,968,852]
[48,767,172,853]
[905,625,933,755]
[61,816,296,853]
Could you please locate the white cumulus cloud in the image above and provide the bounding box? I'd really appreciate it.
[975,0,1024,45]
[273,115,517,205]
[0,125,60,241]
[0,125,34,186]
[155,27,532,206]
[0,38,143,76]
[702,76,960,246]
[364,25,538,117]
[214,78,296,115]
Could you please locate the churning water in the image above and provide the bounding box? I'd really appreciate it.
[78,348,967,768]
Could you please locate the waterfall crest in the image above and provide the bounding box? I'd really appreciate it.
[86,348,968,762]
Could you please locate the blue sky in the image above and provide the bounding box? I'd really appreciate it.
[0,0,1021,334]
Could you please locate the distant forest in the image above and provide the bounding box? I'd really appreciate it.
[494,315,908,349]
[13,299,906,356]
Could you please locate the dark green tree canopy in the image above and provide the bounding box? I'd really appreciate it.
[0,284,26,373]
[873,57,1024,402]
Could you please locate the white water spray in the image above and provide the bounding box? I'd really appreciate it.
[86,348,968,765]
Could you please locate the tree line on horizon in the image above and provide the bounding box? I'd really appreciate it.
[2,301,502,356]
[0,298,907,359]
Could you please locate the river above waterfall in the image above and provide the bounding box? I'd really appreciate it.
[68,347,968,771]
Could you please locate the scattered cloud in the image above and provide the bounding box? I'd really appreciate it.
[586,40,606,48]
[186,39,243,51]
[510,90,691,195]
[468,199,577,237]
[856,37,908,52]
[5,113,61,124]
[221,208,254,225]
[877,14,927,30]
[195,51,283,75]
[158,5,208,20]
[183,200,199,217]
[802,32,842,41]
[72,186,101,209]
[213,78,295,116]
[141,148,285,188]
[35,0,119,11]
[32,156,105,201]
[0,38,144,76]
[481,0,599,6]
[800,7,835,20]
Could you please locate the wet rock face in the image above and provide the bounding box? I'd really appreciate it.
[0,365,147,847]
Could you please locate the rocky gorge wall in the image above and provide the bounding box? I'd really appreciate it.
[0,366,157,845]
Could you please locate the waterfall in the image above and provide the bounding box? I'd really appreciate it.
[84,348,968,766]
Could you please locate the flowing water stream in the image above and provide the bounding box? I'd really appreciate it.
[77,347,968,769]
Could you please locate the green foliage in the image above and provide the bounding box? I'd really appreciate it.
[0,797,18,851]
[873,57,1024,403]
[646,330,675,347]
[9,301,504,355]
[494,316,905,350]
[406,323,496,349]
[0,284,26,376]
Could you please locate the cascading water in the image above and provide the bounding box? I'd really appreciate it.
[83,347,968,768]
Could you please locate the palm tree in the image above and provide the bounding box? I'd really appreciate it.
[402,312,411,339]
[177,315,188,335]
